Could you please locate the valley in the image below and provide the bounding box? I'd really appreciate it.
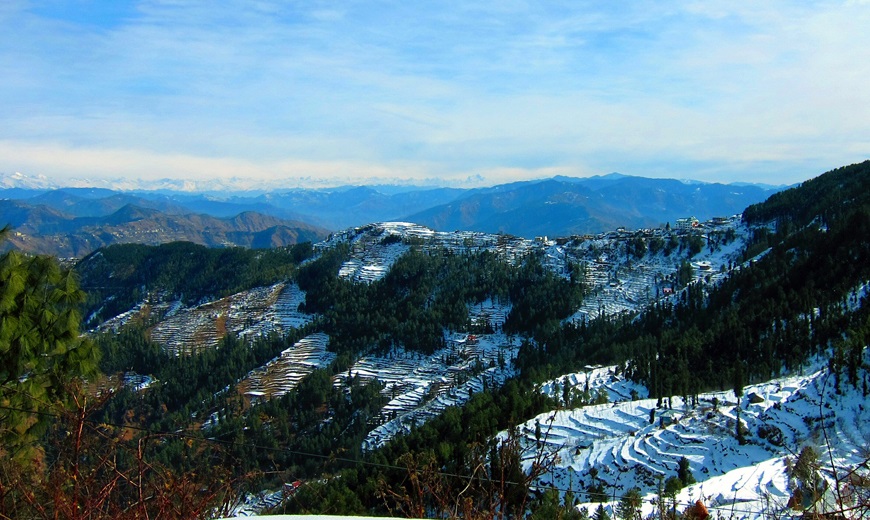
[4,2,867,518]
[3,162,869,519]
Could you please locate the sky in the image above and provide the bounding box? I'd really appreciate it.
[1,0,869,189]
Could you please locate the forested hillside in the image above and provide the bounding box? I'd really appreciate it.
[0,162,867,518]
[0,198,329,257]
[77,241,315,328]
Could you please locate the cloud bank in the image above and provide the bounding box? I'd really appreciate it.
[1,1,868,187]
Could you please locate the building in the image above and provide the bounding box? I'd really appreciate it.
[675,216,700,230]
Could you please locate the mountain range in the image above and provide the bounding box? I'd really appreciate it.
[4,160,869,518]
[0,173,782,257]
[0,198,327,258]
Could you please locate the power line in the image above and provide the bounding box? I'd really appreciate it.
[0,403,852,517]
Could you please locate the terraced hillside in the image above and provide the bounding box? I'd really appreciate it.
[145,282,312,355]
[97,217,752,449]
[511,353,870,519]
[355,300,518,451]
[237,333,335,400]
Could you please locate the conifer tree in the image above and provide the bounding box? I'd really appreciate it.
[733,361,745,444]
[592,503,610,520]
[677,456,696,486]
[0,227,100,457]
[616,487,642,520]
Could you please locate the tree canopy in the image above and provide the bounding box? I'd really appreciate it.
[0,226,100,455]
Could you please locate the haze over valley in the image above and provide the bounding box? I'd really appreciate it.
[1,1,869,518]
[0,172,780,258]
[3,161,867,518]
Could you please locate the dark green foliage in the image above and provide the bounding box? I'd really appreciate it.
[76,240,315,327]
[505,251,585,339]
[529,488,566,519]
[676,259,694,287]
[98,327,311,433]
[677,456,695,486]
[278,477,367,516]
[97,325,389,491]
[627,236,646,259]
[299,246,582,357]
[789,446,827,509]
[648,236,665,255]
[530,488,583,519]
[791,446,820,491]
[0,228,100,453]
[592,503,610,520]
[743,160,870,229]
[96,325,165,375]
[617,487,643,520]
[202,368,389,485]
[664,475,683,495]
[685,232,704,257]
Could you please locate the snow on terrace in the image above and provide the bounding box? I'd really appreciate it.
[237,333,335,400]
[343,300,518,451]
[324,222,535,283]
[148,282,314,355]
[505,355,870,519]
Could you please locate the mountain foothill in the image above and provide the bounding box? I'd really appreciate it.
[1,162,869,519]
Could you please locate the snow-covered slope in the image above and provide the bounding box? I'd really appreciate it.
[508,355,870,519]
[355,300,518,451]
[237,333,335,400]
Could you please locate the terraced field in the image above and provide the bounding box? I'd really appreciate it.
[237,333,335,400]
[351,301,518,451]
[513,360,870,519]
[144,282,312,355]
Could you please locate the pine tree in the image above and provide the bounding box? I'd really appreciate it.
[592,503,610,520]
[677,456,696,486]
[733,361,745,444]
[0,227,100,457]
[617,487,642,520]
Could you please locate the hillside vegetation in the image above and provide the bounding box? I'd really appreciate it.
[77,240,315,327]
[0,199,328,257]
[0,161,867,518]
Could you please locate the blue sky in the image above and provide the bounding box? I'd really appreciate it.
[1,1,868,189]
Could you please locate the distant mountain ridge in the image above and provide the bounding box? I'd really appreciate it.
[404,175,779,237]
[0,200,328,258]
[0,173,782,256]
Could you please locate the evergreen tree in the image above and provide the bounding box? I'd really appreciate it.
[733,361,746,444]
[592,503,610,520]
[616,487,642,520]
[0,227,100,456]
[677,456,696,486]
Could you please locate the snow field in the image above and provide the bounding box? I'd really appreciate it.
[507,356,870,519]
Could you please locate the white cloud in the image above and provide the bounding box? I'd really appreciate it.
[0,1,868,187]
